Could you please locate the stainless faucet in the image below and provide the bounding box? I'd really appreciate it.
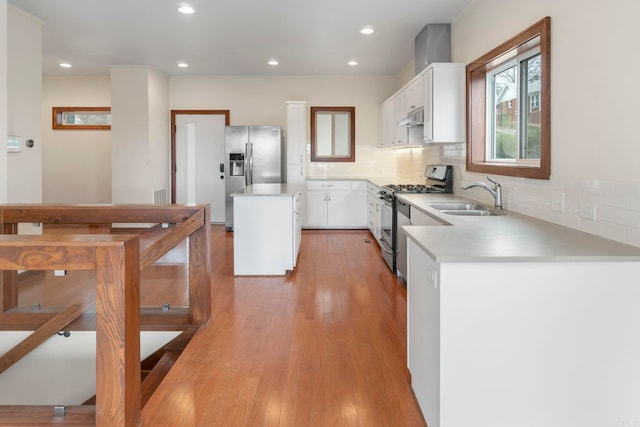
[461,176,503,209]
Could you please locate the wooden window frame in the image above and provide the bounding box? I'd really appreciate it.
[52,106,111,130]
[310,106,356,162]
[466,17,551,179]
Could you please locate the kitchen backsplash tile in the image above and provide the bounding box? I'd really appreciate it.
[410,144,640,248]
[305,144,398,178]
[309,143,640,248]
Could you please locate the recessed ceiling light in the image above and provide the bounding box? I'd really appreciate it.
[268,59,279,66]
[58,62,72,68]
[360,27,374,35]
[177,62,189,68]
[178,4,194,14]
[348,60,359,66]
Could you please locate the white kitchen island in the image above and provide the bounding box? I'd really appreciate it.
[232,183,302,276]
[398,193,640,427]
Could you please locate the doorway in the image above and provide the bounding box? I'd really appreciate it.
[171,110,230,223]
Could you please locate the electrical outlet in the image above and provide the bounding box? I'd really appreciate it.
[551,191,565,213]
[579,203,597,221]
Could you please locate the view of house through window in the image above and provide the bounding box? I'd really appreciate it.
[466,16,550,180]
[487,45,541,163]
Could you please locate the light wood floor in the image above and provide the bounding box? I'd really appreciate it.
[139,226,426,426]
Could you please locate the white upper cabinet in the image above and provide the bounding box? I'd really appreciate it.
[394,91,408,145]
[379,100,396,147]
[423,63,465,144]
[378,63,465,147]
[286,101,307,168]
[406,77,424,112]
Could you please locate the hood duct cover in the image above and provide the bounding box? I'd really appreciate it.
[415,24,451,75]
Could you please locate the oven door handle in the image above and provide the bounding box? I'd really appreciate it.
[381,246,394,255]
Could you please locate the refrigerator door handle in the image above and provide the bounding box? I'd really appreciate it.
[244,143,249,186]
[249,143,254,185]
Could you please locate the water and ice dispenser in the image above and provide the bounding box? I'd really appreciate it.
[229,153,245,176]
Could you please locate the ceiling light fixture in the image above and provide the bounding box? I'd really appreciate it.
[58,62,72,68]
[178,4,195,14]
[360,27,374,35]
[268,59,279,66]
[177,62,189,68]
[348,60,358,66]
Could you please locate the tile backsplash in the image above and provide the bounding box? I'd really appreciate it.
[305,142,640,248]
[305,144,398,178]
[436,143,640,248]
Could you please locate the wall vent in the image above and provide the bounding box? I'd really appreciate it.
[153,189,167,204]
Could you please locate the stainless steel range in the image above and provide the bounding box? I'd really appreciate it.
[378,165,453,278]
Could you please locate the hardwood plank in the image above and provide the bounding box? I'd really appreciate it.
[0,245,96,271]
[95,240,140,426]
[139,209,203,269]
[140,227,426,426]
[0,405,95,425]
[0,302,85,375]
[188,205,211,324]
[140,350,179,407]
[1,204,206,225]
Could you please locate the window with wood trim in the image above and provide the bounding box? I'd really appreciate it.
[467,17,550,179]
[52,107,111,130]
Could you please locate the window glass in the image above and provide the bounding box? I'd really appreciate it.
[522,54,541,160]
[466,17,550,179]
[310,107,355,162]
[52,107,111,130]
[486,48,540,163]
[334,113,350,157]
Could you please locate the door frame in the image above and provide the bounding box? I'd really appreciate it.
[170,110,230,203]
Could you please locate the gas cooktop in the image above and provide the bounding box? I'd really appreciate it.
[382,184,447,193]
[381,164,453,195]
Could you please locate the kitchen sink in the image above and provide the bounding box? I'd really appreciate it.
[424,201,504,216]
[439,209,502,216]
[424,202,483,211]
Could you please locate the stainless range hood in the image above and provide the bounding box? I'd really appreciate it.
[415,24,451,75]
[397,107,424,127]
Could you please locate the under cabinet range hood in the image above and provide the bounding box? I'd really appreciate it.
[397,107,424,127]
[415,24,451,75]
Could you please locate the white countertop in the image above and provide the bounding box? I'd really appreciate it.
[305,176,421,188]
[398,193,640,263]
[232,183,302,197]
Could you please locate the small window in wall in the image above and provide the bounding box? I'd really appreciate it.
[52,107,111,130]
[310,106,355,162]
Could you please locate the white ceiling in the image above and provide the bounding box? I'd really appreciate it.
[8,0,471,77]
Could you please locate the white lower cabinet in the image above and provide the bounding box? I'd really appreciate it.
[367,183,382,240]
[407,239,440,426]
[407,236,640,427]
[306,180,367,228]
[410,207,447,226]
[233,193,300,275]
[349,180,367,228]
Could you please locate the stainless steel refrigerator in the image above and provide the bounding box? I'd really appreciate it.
[224,126,284,230]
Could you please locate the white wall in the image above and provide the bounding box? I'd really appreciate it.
[42,76,111,203]
[170,76,399,178]
[0,1,6,204]
[440,0,640,247]
[148,68,170,198]
[111,66,150,203]
[6,5,42,205]
[110,66,170,204]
